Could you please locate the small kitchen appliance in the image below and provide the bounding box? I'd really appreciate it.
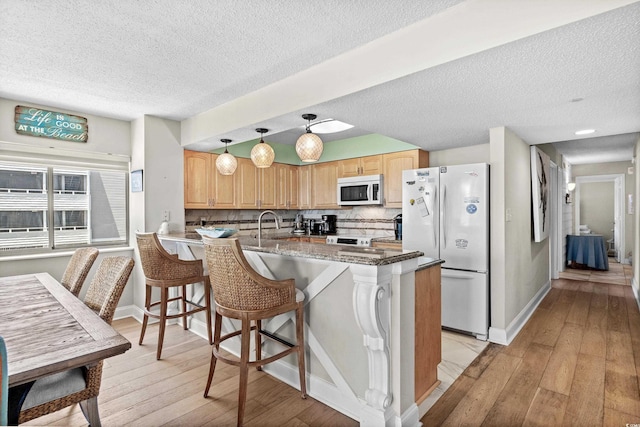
[293,213,306,234]
[393,214,402,240]
[321,215,337,234]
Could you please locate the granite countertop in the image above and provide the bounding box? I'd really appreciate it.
[158,232,426,267]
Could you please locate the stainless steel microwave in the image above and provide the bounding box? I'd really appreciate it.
[337,174,384,205]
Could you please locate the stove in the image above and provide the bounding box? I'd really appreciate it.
[325,235,373,247]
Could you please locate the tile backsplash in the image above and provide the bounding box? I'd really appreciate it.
[185,207,402,237]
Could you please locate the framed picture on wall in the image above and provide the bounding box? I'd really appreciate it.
[530,146,550,242]
[131,169,143,193]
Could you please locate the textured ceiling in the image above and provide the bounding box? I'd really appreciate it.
[1,0,639,165]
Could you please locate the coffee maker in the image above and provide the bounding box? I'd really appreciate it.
[394,214,402,240]
[321,215,337,234]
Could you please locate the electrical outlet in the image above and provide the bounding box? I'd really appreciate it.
[163,210,170,221]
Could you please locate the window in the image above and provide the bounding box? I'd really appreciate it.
[0,160,128,253]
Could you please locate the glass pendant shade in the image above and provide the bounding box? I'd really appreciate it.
[216,150,237,175]
[296,131,323,162]
[251,129,275,168]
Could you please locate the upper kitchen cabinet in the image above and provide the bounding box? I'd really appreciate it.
[236,157,259,209]
[260,164,277,209]
[311,161,340,209]
[383,149,429,207]
[277,164,299,209]
[184,150,238,209]
[338,155,382,178]
[236,157,277,209]
[184,150,211,209]
[298,165,311,209]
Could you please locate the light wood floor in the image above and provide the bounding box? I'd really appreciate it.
[422,275,640,426]
[559,258,632,286]
[23,319,358,427]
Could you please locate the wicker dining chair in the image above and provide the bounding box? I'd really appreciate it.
[202,237,307,427]
[61,247,99,297]
[15,256,134,426]
[136,232,213,360]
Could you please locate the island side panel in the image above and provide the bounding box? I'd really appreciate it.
[415,264,442,403]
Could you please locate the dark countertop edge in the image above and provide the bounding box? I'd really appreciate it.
[371,237,402,244]
[158,233,423,267]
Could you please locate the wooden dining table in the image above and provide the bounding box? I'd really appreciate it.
[0,272,131,423]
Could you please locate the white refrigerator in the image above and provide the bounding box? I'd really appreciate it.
[402,163,489,340]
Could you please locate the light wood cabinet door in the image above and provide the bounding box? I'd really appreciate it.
[338,155,382,178]
[338,158,361,178]
[259,166,277,209]
[276,164,300,209]
[184,150,213,209]
[288,166,299,209]
[211,154,237,208]
[236,157,259,209]
[415,265,441,403]
[298,166,311,209]
[361,155,382,175]
[382,150,429,207]
[311,161,340,208]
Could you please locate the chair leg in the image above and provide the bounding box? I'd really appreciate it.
[79,397,102,427]
[237,317,251,427]
[157,287,169,360]
[205,279,213,345]
[255,319,262,371]
[296,305,307,398]
[204,312,223,397]
[181,284,188,330]
[139,285,152,345]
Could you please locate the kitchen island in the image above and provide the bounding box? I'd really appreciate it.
[158,233,442,426]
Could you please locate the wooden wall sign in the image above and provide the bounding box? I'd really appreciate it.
[14,105,88,142]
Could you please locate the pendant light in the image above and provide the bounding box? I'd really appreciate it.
[250,128,275,168]
[215,138,237,175]
[296,113,323,162]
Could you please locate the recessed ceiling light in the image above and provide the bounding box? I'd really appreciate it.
[308,119,354,134]
[575,129,595,135]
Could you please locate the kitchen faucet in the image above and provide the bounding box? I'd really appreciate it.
[258,210,280,246]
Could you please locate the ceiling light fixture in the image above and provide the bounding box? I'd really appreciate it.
[575,129,595,135]
[216,138,237,175]
[251,128,275,168]
[296,114,324,162]
[308,118,354,134]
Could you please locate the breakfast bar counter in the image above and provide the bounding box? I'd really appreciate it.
[158,233,442,426]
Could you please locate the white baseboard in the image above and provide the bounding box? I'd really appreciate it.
[488,280,551,346]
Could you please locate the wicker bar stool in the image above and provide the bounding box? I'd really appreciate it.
[202,237,306,427]
[61,247,99,297]
[136,232,213,360]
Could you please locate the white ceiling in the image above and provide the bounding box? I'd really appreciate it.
[1,0,639,165]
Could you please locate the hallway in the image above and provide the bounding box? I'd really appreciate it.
[422,268,640,426]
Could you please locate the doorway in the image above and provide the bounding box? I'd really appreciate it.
[574,174,625,263]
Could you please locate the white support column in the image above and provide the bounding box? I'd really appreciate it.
[351,264,395,426]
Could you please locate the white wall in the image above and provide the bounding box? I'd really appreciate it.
[489,127,550,343]
[129,115,184,313]
[428,143,490,166]
[0,97,135,309]
[572,161,634,260]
